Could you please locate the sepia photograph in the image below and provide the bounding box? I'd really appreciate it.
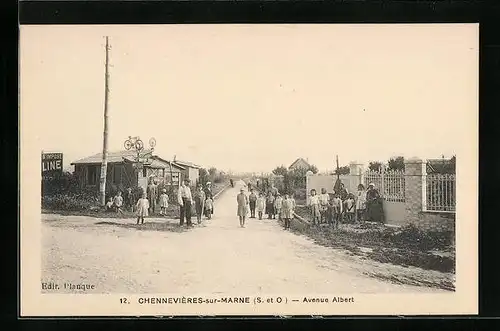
[20,24,478,316]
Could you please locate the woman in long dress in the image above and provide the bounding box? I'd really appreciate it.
[237,189,249,227]
[366,183,384,223]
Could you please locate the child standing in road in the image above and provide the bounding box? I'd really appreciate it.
[136,192,149,225]
[274,193,283,221]
[113,191,124,214]
[326,198,337,229]
[289,192,296,218]
[319,188,330,224]
[106,196,114,212]
[355,184,367,222]
[332,194,343,225]
[265,192,275,219]
[204,196,213,220]
[344,193,356,224]
[256,193,266,220]
[125,187,135,212]
[309,189,321,225]
[159,189,169,216]
[281,194,294,230]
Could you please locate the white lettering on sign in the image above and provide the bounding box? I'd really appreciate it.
[42,153,63,174]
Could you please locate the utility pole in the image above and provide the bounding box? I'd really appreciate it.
[99,36,110,206]
[336,155,340,180]
[334,154,341,193]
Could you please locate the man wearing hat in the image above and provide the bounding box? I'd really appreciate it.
[178,178,193,226]
[146,177,158,215]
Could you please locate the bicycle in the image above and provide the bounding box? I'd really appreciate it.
[124,136,144,151]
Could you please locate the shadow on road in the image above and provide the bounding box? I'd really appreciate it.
[95,221,190,233]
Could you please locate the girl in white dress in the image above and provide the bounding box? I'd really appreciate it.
[309,189,321,225]
[136,192,149,224]
[159,189,169,216]
[355,184,367,222]
[256,193,266,220]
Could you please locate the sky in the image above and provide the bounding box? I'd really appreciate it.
[20,24,478,173]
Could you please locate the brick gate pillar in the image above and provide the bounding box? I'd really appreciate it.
[404,158,426,223]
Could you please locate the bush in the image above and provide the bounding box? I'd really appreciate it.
[42,192,99,211]
[42,171,81,196]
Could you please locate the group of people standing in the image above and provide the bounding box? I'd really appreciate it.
[106,176,215,226]
[134,178,173,224]
[308,182,384,228]
[177,178,215,227]
[236,186,296,230]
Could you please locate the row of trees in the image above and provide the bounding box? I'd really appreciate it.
[270,164,319,194]
[368,156,405,172]
[368,156,456,174]
[198,167,227,186]
[271,155,455,180]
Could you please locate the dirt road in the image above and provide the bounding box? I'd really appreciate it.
[42,180,445,294]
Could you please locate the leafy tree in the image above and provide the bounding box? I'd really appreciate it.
[308,165,319,174]
[368,161,383,172]
[333,165,350,175]
[199,168,210,185]
[388,156,405,171]
[272,165,288,176]
[208,167,217,178]
[429,155,456,174]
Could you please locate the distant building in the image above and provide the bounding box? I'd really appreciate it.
[71,150,186,193]
[172,160,201,185]
[288,157,311,171]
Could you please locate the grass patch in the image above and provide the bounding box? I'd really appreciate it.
[291,205,455,274]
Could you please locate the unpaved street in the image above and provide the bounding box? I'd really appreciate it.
[42,181,446,294]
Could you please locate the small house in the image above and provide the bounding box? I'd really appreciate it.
[71,150,186,194]
[172,160,201,185]
[289,157,311,171]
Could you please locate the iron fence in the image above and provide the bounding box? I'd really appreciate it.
[426,174,456,212]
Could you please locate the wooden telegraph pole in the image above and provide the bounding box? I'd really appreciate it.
[334,154,341,194]
[99,36,110,206]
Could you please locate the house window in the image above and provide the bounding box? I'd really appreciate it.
[113,165,122,184]
[172,172,179,185]
[87,166,98,185]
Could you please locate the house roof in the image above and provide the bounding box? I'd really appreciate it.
[149,157,186,170]
[288,157,311,169]
[71,150,185,170]
[172,160,202,169]
[71,150,146,165]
